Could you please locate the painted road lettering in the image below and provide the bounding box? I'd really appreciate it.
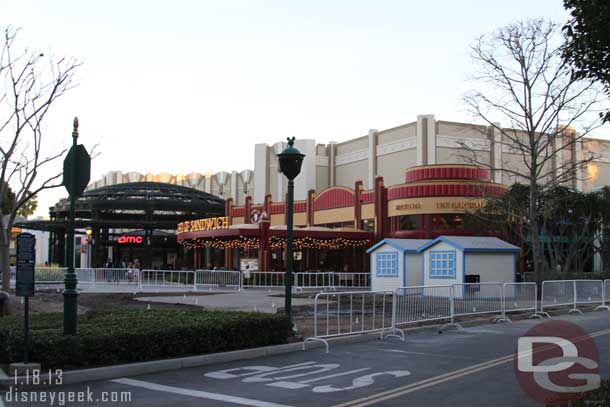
[205,362,410,393]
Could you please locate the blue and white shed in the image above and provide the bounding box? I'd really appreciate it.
[417,236,520,288]
[367,238,431,292]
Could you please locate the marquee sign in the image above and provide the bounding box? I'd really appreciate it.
[178,216,229,234]
[117,236,144,244]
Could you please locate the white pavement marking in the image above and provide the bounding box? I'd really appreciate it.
[334,327,610,407]
[0,395,4,407]
[382,349,476,360]
[111,378,296,407]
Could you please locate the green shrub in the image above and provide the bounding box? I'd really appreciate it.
[0,309,292,370]
[566,379,610,406]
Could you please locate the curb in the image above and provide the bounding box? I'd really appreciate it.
[0,332,378,390]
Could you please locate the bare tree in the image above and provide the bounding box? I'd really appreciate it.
[0,26,80,292]
[461,19,604,283]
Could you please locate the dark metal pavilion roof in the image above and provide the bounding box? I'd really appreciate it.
[17,182,225,232]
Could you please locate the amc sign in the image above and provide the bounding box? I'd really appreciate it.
[117,235,144,245]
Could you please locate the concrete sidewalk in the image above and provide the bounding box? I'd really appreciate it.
[135,289,318,313]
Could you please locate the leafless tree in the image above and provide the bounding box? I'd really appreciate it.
[0,26,80,292]
[460,19,604,283]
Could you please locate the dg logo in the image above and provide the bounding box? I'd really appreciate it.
[513,320,600,405]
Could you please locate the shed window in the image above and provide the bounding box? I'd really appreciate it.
[430,250,456,278]
[376,252,398,277]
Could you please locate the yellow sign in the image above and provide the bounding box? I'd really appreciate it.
[178,216,229,233]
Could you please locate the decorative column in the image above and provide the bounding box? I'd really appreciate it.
[307,189,315,226]
[354,180,363,229]
[374,176,388,241]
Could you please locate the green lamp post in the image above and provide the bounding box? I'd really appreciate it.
[277,137,305,325]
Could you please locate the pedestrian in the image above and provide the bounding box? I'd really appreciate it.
[243,264,251,289]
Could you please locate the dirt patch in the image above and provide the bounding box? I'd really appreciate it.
[4,290,219,316]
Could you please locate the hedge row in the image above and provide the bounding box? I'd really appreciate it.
[0,309,293,370]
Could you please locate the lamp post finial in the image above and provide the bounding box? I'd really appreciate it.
[287,137,295,147]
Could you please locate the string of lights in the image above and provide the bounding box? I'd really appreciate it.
[179,236,371,251]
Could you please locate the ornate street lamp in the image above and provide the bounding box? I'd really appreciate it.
[277,137,305,325]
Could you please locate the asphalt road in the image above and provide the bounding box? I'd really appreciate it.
[2,311,610,407]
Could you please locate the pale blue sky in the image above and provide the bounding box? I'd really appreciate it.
[1,0,604,217]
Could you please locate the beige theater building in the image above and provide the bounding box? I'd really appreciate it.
[91,113,610,272]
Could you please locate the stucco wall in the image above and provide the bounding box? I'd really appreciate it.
[336,160,368,188]
[377,123,416,145]
[465,253,515,283]
[377,149,417,186]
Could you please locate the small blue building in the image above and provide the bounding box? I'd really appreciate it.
[366,238,430,292]
[368,236,520,292]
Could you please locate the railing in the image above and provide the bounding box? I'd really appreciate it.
[295,272,371,292]
[604,280,610,308]
[306,281,542,352]
[93,268,139,285]
[541,280,608,316]
[303,290,397,353]
[139,269,196,290]
[453,283,504,319]
[243,272,285,288]
[195,270,242,290]
[295,272,334,291]
[392,285,456,331]
[502,282,539,320]
[34,267,68,284]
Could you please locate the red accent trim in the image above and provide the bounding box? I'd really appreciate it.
[270,203,285,214]
[313,187,355,211]
[405,165,490,183]
[230,207,245,217]
[361,191,375,204]
[387,182,506,200]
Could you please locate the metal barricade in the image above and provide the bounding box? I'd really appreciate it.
[303,290,397,353]
[244,272,285,288]
[452,283,504,319]
[393,285,457,332]
[540,280,580,317]
[333,273,370,290]
[295,272,334,291]
[94,268,138,285]
[501,282,540,321]
[35,267,67,284]
[139,270,196,291]
[195,270,242,290]
[601,280,610,311]
[575,279,604,310]
[75,268,95,287]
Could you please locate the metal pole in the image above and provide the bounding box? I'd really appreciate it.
[24,296,29,364]
[64,126,78,335]
[285,179,294,325]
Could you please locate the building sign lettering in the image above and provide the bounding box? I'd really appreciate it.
[178,216,229,233]
[395,203,422,211]
[118,236,144,244]
[435,201,485,210]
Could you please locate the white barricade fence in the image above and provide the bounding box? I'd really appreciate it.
[333,273,370,289]
[575,279,604,308]
[75,268,95,286]
[295,272,334,291]
[94,268,138,285]
[303,290,397,353]
[452,283,504,320]
[35,267,68,284]
[139,269,196,290]
[604,280,610,308]
[540,280,580,317]
[195,270,242,290]
[244,271,285,288]
[392,285,457,332]
[501,282,540,320]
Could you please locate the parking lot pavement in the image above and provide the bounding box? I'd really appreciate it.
[2,312,609,407]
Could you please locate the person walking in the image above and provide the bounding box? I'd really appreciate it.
[242,264,252,289]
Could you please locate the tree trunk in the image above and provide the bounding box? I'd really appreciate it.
[1,239,10,292]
